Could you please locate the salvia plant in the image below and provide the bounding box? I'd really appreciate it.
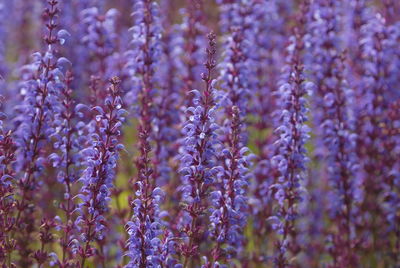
[0,0,399,267]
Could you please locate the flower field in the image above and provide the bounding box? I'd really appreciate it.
[0,0,399,267]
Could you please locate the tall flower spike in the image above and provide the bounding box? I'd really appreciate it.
[127,0,168,186]
[165,0,208,232]
[178,32,220,267]
[76,77,125,268]
[12,1,69,265]
[125,180,167,267]
[208,106,251,266]
[321,53,360,267]
[207,1,254,264]
[48,71,86,266]
[125,102,170,266]
[125,1,171,267]
[308,0,342,136]
[247,1,289,258]
[270,31,310,268]
[291,1,326,265]
[306,0,343,261]
[356,12,391,261]
[308,1,363,264]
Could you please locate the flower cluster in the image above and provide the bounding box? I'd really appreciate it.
[356,11,393,259]
[49,71,85,266]
[208,106,251,265]
[270,31,311,268]
[178,33,220,267]
[249,0,288,259]
[321,54,360,266]
[125,1,173,267]
[76,77,125,267]
[207,2,254,263]
[12,1,70,264]
[308,0,362,265]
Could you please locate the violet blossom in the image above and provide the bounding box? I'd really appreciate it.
[270,32,311,268]
[48,71,86,267]
[12,1,70,264]
[125,1,172,267]
[75,77,125,267]
[178,32,220,267]
[207,2,254,264]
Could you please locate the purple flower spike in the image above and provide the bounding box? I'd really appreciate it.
[127,0,170,186]
[178,32,220,267]
[322,53,360,267]
[356,11,393,260]
[49,71,86,267]
[207,2,254,263]
[271,31,310,268]
[208,106,251,265]
[76,77,125,267]
[12,1,69,264]
[125,185,167,267]
[125,1,173,267]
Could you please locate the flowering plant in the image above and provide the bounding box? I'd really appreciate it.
[0,0,399,267]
